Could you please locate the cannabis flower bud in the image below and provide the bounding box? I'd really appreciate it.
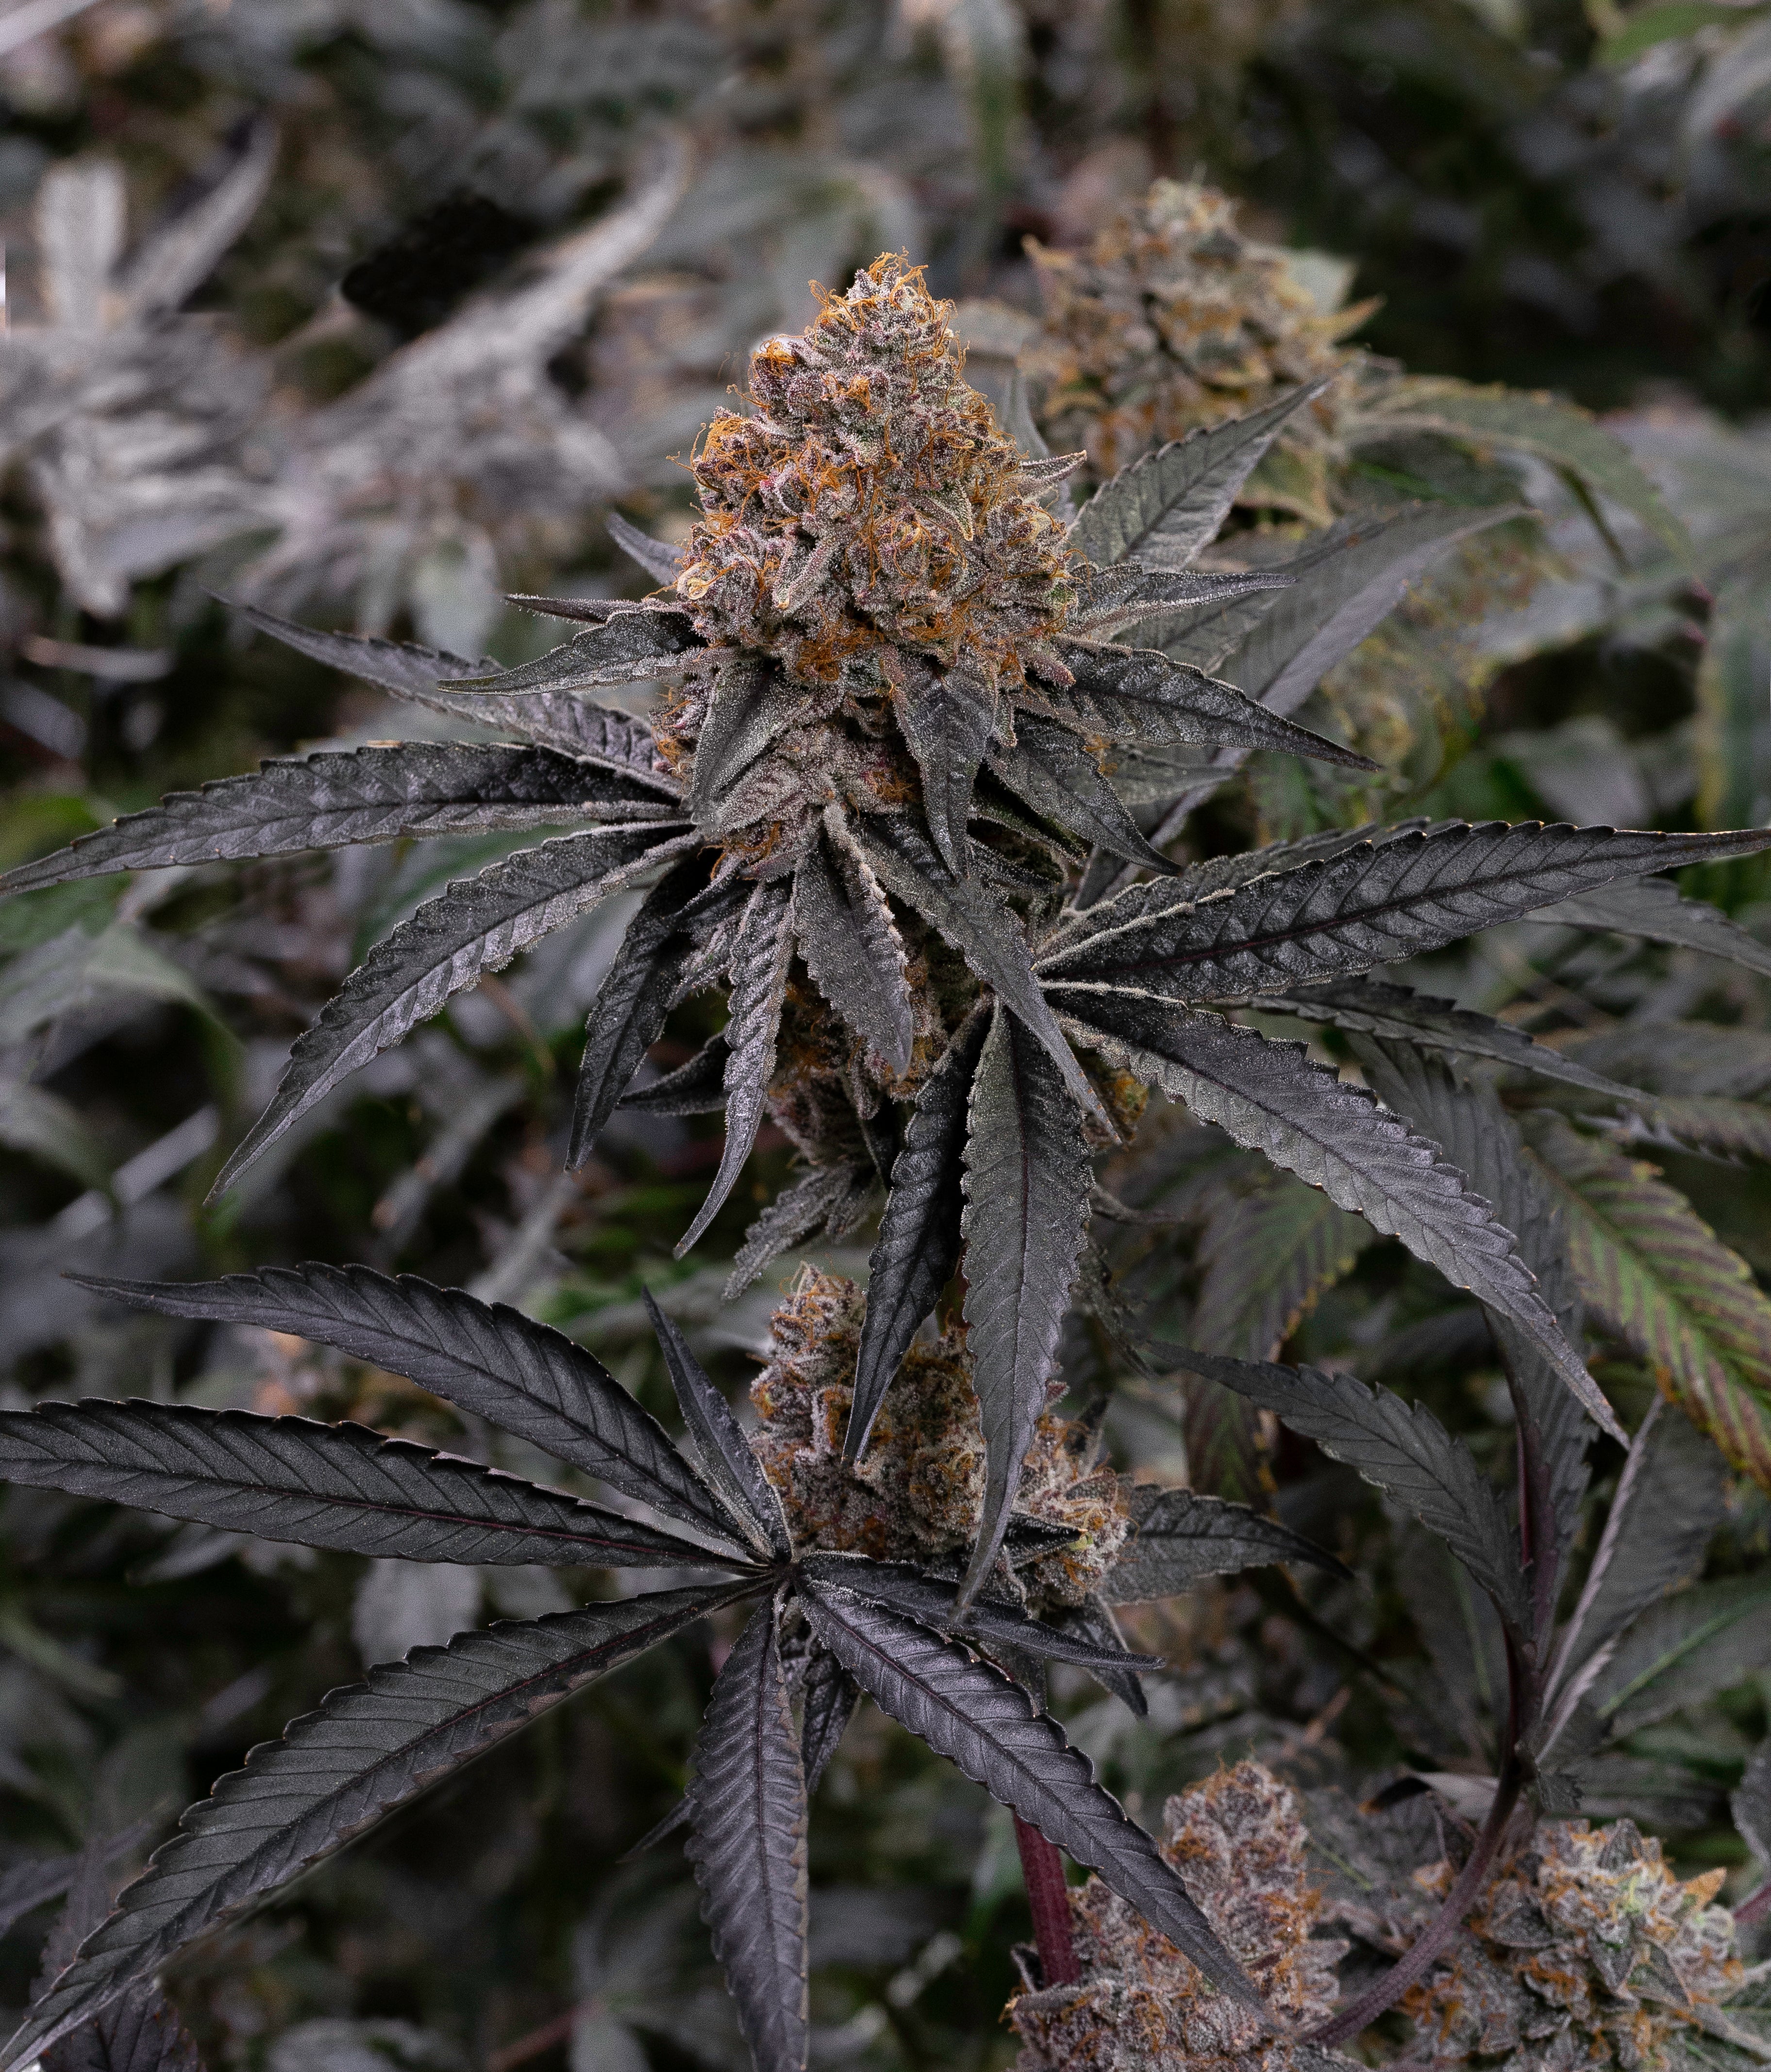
[1403,1818,1741,2068]
[1027,180,1370,507]
[1008,1760,1347,2070]
[748,1267,1128,1607]
[677,254,1077,699]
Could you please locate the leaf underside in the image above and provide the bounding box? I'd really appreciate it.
[1530,1114,1771,1483]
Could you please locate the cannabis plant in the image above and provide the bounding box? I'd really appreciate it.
[10,252,1771,2068]
[12,252,1771,1568]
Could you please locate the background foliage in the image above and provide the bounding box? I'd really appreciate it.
[3,2,1771,2069]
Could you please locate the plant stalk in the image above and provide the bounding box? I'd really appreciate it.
[1014,1817,1081,1988]
[1310,1635,1527,2049]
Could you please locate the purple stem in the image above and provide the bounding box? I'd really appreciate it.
[1310,1758,1522,2047]
[1014,1817,1081,1988]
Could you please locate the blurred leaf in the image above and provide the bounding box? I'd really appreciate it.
[0,1080,112,1191]
[1355,380,1693,566]
[1529,1113,1771,1485]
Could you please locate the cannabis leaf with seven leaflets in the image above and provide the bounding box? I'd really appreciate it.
[0,1265,1348,2072]
[10,254,1771,1608]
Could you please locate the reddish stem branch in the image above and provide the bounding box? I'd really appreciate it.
[1736,1879,1771,1928]
[1312,1633,1528,2050]
[1310,1766,1521,2047]
[485,2005,582,2072]
[1014,1817,1081,1988]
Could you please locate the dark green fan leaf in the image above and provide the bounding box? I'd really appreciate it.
[453,607,703,694]
[39,1849,204,2072]
[1192,1170,1376,1360]
[1588,1574,1771,1736]
[43,1982,202,2072]
[685,1603,809,2072]
[793,809,915,1075]
[690,655,813,826]
[847,1010,990,1460]
[1531,873,1771,979]
[1527,1112,1771,1485]
[1249,977,1641,1101]
[1139,507,1523,832]
[987,715,1181,877]
[678,876,797,1254]
[1071,383,1329,570]
[888,657,996,875]
[1221,502,1523,716]
[797,1556,1164,1676]
[1350,1036,1592,1615]
[0,1583,766,2072]
[1097,1487,1350,1604]
[214,825,691,1196]
[1041,638,1376,769]
[1069,564,1291,639]
[620,1034,730,1115]
[232,600,496,693]
[957,1005,1094,1609]
[797,1649,859,1796]
[72,1267,745,1552]
[795,1578,1264,2017]
[0,745,678,896]
[570,854,746,1166]
[607,511,686,585]
[0,1400,733,1569]
[1036,820,1771,1005]
[1549,1397,1725,1700]
[233,602,675,781]
[1160,1348,1531,1638]
[643,1292,792,1563]
[1614,1096,1771,1160]
[1059,996,1621,1440]
[846,816,1109,1128]
[504,597,649,624]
